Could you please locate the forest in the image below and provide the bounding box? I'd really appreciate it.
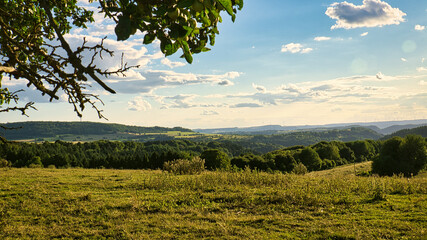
[0,138,390,172]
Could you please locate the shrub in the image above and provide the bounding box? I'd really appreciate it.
[274,153,297,173]
[27,156,43,168]
[292,162,307,175]
[47,165,57,169]
[347,140,377,162]
[321,159,336,170]
[201,149,230,170]
[163,156,205,175]
[299,147,322,171]
[0,158,11,168]
[28,163,43,168]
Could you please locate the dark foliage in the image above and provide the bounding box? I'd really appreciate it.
[0,138,384,173]
[200,149,230,170]
[372,135,427,176]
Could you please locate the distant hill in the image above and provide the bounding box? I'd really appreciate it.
[227,127,383,154]
[0,121,193,141]
[0,121,386,154]
[381,126,427,140]
[194,119,427,135]
[377,124,427,135]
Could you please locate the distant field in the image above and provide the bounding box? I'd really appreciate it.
[307,161,372,177]
[0,166,426,239]
[15,131,219,143]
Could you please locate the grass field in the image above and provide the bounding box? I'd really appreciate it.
[0,164,426,239]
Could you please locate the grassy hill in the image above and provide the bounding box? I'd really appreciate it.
[0,167,425,239]
[0,121,197,142]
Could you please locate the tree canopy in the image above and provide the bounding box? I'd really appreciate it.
[0,0,243,118]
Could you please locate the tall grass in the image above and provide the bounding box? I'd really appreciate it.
[0,167,426,239]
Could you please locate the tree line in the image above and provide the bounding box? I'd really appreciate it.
[0,135,425,176]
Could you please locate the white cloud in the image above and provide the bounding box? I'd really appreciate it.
[63,34,160,69]
[401,58,408,62]
[162,94,197,109]
[419,80,427,86]
[201,110,219,116]
[281,43,303,53]
[422,58,425,63]
[301,48,313,54]
[230,103,263,108]
[108,70,239,94]
[376,72,384,79]
[417,67,427,72]
[224,72,418,109]
[361,32,369,36]
[161,58,186,68]
[225,72,241,79]
[252,83,266,92]
[326,0,406,29]
[415,25,426,31]
[281,43,313,54]
[127,96,152,111]
[314,36,331,41]
[218,80,234,86]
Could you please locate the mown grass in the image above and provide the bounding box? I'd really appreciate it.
[0,166,426,239]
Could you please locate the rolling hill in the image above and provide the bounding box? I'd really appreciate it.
[0,121,194,141]
[381,126,427,140]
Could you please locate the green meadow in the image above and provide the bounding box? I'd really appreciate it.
[1,164,426,239]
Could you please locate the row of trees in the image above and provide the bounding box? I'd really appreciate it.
[0,139,248,169]
[0,138,377,171]
[1,136,425,176]
[230,140,379,172]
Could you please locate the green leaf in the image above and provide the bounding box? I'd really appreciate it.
[160,38,172,54]
[165,41,180,56]
[235,0,244,10]
[217,0,235,17]
[143,33,156,44]
[115,15,132,41]
[181,41,193,64]
[169,23,188,39]
[201,15,211,26]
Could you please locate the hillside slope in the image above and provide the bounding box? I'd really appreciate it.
[0,121,193,140]
[382,126,427,140]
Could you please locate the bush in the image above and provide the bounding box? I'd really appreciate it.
[292,162,307,175]
[163,156,205,175]
[299,147,322,171]
[372,135,427,177]
[27,156,43,168]
[201,149,230,170]
[0,158,11,168]
[274,153,297,173]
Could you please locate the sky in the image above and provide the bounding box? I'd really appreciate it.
[2,0,427,129]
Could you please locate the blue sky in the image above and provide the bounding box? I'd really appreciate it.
[2,0,427,128]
